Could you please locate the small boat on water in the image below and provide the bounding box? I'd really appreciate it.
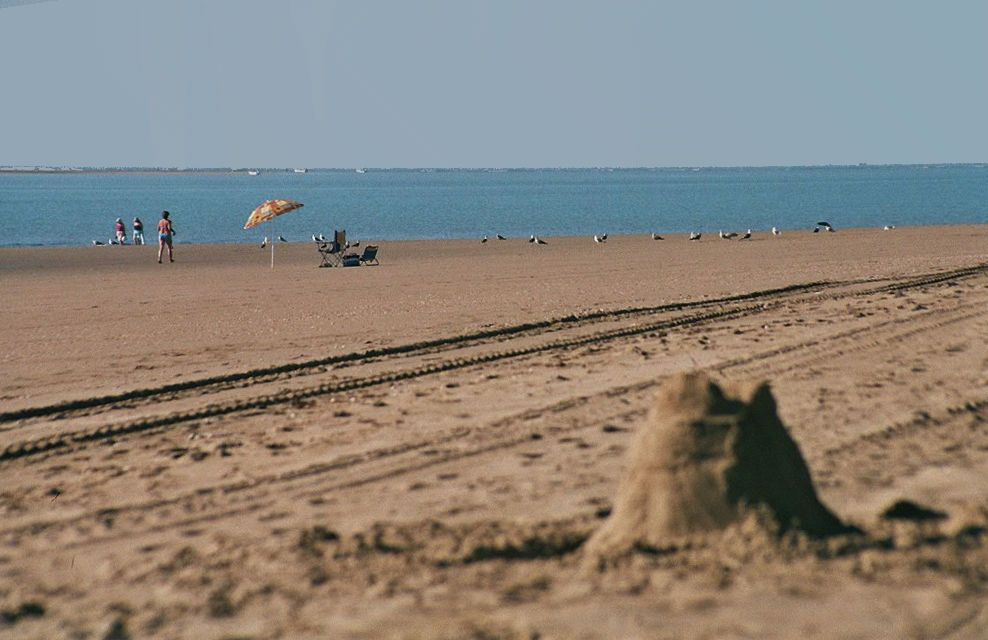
[247,170,259,176]
[293,168,307,174]
[355,168,366,174]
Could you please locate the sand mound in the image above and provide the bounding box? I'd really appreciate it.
[584,372,847,558]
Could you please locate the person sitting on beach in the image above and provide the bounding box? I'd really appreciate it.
[114,218,127,244]
[133,217,144,245]
[157,210,175,263]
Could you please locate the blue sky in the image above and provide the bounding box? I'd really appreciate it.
[2,0,986,168]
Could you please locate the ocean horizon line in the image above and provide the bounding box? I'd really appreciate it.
[1,162,986,174]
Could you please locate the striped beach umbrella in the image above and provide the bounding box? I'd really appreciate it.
[243,199,304,229]
[244,199,304,268]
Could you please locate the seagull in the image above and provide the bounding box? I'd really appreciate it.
[600,233,607,241]
[740,229,752,240]
[772,226,781,236]
[92,239,104,246]
[496,233,506,240]
[534,236,548,245]
[817,221,833,229]
[481,234,488,243]
[651,233,664,240]
[261,236,268,248]
[883,224,896,231]
[318,233,327,242]
[719,230,738,239]
[312,234,319,242]
[350,240,360,248]
[529,235,536,243]
[593,234,606,243]
[278,235,287,242]
[688,231,702,241]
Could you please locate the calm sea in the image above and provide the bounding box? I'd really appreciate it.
[0,165,985,248]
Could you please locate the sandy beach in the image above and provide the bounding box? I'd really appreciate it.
[2,225,988,639]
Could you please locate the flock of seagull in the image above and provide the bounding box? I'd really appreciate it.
[476,221,899,245]
[478,222,836,245]
[275,225,844,248]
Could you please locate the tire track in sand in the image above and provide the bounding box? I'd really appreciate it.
[4,270,985,554]
[3,264,985,463]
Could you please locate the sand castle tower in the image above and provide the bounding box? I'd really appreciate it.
[584,372,847,559]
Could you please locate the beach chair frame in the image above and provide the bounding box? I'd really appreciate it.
[317,229,347,267]
[358,245,379,266]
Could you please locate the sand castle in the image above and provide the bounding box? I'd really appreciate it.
[584,372,848,558]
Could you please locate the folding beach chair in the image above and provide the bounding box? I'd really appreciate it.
[317,229,347,267]
[358,245,379,265]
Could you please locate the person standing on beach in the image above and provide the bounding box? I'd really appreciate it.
[157,210,175,263]
[114,218,127,244]
[133,217,144,245]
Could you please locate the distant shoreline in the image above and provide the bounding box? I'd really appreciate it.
[0,169,246,175]
[1,163,986,175]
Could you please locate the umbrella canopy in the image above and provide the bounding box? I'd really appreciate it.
[244,199,304,230]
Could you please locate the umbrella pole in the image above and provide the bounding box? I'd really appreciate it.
[271,242,275,269]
